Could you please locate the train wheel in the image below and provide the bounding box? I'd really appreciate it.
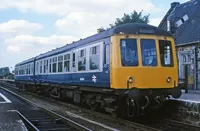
[126,97,137,118]
[89,100,98,111]
[111,111,118,118]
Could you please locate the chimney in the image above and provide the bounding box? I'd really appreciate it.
[171,2,180,8]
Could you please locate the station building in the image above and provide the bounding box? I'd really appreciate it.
[159,0,200,90]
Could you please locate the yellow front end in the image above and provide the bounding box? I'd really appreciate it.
[110,35,178,89]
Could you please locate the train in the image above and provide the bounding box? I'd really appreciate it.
[14,23,181,118]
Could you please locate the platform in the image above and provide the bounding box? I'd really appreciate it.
[0,89,27,131]
[170,89,200,102]
[168,90,200,126]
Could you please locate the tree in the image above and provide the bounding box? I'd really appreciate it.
[97,10,150,33]
[0,67,10,78]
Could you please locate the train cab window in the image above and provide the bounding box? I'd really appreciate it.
[58,56,63,72]
[159,40,174,67]
[78,49,86,71]
[90,45,100,70]
[53,57,57,73]
[120,39,138,66]
[141,39,157,66]
[64,54,70,72]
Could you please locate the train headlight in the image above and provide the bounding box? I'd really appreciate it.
[166,77,172,83]
[128,77,134,83]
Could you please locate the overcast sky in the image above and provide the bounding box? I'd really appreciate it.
[0,0,188,70]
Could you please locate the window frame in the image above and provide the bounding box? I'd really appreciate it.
[89,45,101,70]
[32,41,104,75]
[120,38,139,67]
[158,40,174,67]
[140,39,157,67]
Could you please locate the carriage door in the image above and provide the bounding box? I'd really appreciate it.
[71,52,76,72]
[178,48,195,90]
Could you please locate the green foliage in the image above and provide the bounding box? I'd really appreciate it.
[97,10,150,33]
[0,67,10,78]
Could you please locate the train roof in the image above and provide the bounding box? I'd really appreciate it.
[16,23,172,66]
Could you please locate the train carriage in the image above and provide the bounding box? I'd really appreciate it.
[15,23,181,118]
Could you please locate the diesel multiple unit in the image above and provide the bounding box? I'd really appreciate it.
[15,23,181,118]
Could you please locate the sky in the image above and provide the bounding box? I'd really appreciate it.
[0,0,188,70]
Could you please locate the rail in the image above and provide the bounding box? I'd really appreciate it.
[2,81,200,131]
[0,84,91,131]
[0,81,160,131]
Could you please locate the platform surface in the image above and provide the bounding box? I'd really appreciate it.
[171,90,200,103]
[0,88,27,131]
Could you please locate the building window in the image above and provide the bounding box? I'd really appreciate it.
[64,54,70,72]
[53,57,57,73]
[188,55,191,62]
[78,49,86,71]
[58,55,63,72]
[183,55,186,63]
[90,45,100,70]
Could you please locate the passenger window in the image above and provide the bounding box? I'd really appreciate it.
[64,54,70,72]
[49,59,52,73]
[58,56,63,72]
[78,49,86,71]
[53,57,57,73]
[105,45,110,65]
[90,45,100,70]
[141,39,157,66]
[120,39,138,66]
[46,60,48,73]
[40,61,43,74]
[28,64,31,74]
[36,62,39,74]
[72,53,76,68]
[26,65,28,75]
[44,60,46,74]
[159,40,174,67]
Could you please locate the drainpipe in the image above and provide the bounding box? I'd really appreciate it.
[167,20,171,32]
[192,46,197,90]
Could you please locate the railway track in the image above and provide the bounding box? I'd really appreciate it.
[0,83,91,131]
[1,81,200,131]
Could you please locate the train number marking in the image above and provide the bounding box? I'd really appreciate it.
[0,93,12,104]
[92,75,97,83]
